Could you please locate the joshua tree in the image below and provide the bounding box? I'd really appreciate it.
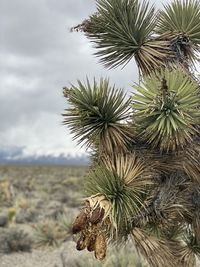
[63,0,200,266]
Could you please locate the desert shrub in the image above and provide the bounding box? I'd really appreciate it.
[33,219,63,248]
[15,195,31,209]
[104,247,147,267]
[7,207,16,222]
[55,191,82,207]
[14,195,39,223]
[58,212,71,229]
[57,212,72,241]
[0,214,8,227]
[0,228,32,253]
[46,206,65,220]
[68,246,147,267]
[15,208,38,224]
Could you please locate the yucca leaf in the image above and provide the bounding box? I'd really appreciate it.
[132,228,179,267]
[155,0,200,66]
[72,0,170,73]
[63,78,133,154]
[132,68,200,152]
[85,153,154,239]
[179,226,200,266]
[157,0,200,46]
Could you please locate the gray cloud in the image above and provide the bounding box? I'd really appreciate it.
[0,0,169,156]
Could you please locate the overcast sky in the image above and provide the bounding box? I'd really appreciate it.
[0,0,169,157]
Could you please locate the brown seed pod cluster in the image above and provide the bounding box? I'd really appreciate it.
[71,194,112,261]
[89,207,105,224]
[72,209,88,234]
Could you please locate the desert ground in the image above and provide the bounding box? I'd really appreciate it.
[0,165,146,267]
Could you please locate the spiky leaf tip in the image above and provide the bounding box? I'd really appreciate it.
[154,0,200,68]
[132,68,200,152]
[85,153,154,240]
[63,78,133,153]
[72,0,156,70]
[181,228,200,263]
[132,228,179,267]
[182,142,200,182]
[156,0,200,48]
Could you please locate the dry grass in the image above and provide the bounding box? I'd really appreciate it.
[0,164,149,267]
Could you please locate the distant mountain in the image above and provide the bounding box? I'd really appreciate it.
[0,146,89,165]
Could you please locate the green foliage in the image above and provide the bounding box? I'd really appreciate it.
[132,68,200,151]
[72,0,179,75]
[85,154,153,239]
[67,0,200,266]
[157,0,200,46]
[33,213,73,248]
[33,219,63,248]
[63,78,132,154]
[155,0,200,66]
[77,0,156,69]
[184,228,200,256]
[57,213,72,239]
[7,207,16,222]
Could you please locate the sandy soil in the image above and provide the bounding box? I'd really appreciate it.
[0,241,89,267]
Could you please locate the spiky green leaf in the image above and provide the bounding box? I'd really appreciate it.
[157,0,200,47]
[132,68,200,152]
[72,0,161,72]
[63,78,133,153]
[85,153,154,239]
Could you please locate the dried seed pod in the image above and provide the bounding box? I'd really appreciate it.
[76,234,90,251]
[87,234,97,252]
[89,207,105,224]
[94,233,107,260]
[72,210,88,234]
